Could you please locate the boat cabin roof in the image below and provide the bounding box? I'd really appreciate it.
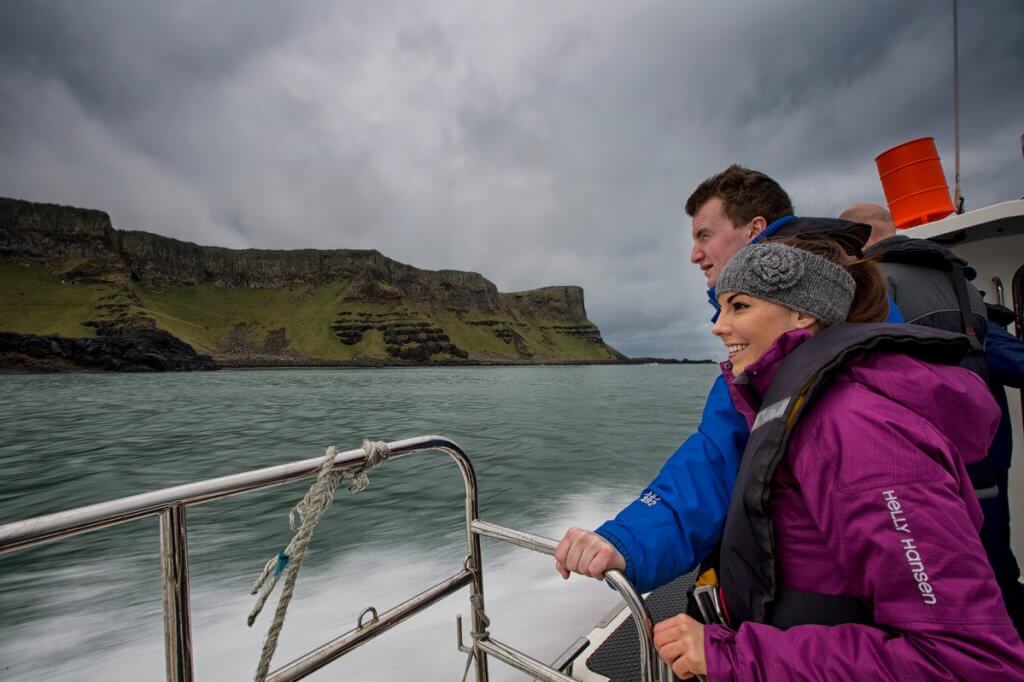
[902,199,1024,246]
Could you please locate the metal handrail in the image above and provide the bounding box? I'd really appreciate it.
[471,520,666,682]
[0,436,472,553]
[0,436,665,682]
[993,275,1005,307]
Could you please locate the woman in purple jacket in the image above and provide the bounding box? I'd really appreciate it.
[653,239,1024,680]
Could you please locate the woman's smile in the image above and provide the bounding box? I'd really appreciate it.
[726,343,749,357]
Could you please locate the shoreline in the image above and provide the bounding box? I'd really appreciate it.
[0,330,713,373]
[1,357,715,374]
[219,359,715,370]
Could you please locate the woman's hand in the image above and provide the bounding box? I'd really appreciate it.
[653,614,707,679]
[553,527,625,579]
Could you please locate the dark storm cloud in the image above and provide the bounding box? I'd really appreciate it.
[1,0,1021,358]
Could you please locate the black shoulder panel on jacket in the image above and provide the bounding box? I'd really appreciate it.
[771,217,871,256]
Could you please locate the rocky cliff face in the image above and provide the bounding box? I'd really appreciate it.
[1,197,593,313]
[0,198,120,268]
[500,287,587,320]
[1,196,619,367]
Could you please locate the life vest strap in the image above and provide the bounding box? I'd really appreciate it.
[766,589,873,630]
[686,582,872,630]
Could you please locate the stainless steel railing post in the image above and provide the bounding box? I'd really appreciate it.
[466,529,489,682]
[159,504,194,682]
[442,441,489,682]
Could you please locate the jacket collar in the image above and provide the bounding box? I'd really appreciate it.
[753,214,796,244]
[721,327,814,414]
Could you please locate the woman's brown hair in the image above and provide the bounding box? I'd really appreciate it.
[771,235,890,323]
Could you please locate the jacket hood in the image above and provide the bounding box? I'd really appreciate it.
[723,327,997,463]
[771,216,871,255]
[866,234,978,280]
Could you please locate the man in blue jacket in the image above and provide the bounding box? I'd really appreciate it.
[554,165,893,592]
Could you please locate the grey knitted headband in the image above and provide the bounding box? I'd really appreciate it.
[716,242,855,326]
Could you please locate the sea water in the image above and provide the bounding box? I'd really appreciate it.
[0,364,717,680]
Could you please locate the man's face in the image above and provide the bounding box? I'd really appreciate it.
[690,197,758,288]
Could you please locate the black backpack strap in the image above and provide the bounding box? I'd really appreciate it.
[950,263,983,352]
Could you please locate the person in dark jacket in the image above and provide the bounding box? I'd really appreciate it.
[653,239,1024,680]
[840,203,988,365]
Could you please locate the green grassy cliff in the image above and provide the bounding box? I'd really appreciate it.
[0,197,622,366]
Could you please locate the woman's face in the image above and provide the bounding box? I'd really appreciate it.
[712,292,816,374]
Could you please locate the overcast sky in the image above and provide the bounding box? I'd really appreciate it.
[2,1,1022,358]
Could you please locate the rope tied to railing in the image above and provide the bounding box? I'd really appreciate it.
[247,439,391,682]
[459,558,491,682]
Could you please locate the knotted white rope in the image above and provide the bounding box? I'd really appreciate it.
[460,589,491,682]
[457,553,492,682]
[247,439,391,682]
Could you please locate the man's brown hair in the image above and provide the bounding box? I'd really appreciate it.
[684,164,793,227]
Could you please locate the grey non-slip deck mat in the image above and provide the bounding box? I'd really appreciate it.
[585,570,697,682]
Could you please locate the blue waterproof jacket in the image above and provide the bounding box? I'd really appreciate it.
[987,321,1024,389]
[595,216,904,593]
[980,319,1024,636]
[985,321,1024,473]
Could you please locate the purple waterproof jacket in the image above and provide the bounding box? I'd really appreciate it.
[705,328,1024,681]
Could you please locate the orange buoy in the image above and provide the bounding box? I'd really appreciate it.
[875,137,955,229]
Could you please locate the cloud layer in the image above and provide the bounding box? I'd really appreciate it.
[2,0,1021,357]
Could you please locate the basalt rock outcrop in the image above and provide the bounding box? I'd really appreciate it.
[0,196,623,368]
[330,312,468,360]
[0,330,218,372]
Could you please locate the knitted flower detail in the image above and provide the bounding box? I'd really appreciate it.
[749,244,805,291]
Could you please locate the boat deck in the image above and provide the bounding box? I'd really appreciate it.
[581,571,697,681]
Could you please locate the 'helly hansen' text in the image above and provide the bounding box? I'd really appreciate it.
[883,490,937,605]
